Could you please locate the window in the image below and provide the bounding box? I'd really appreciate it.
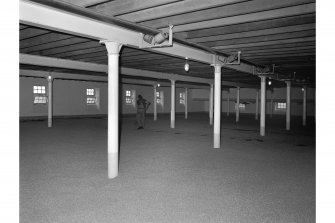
[125,90,132,104]
[87,88,94,96]
[235,103,245,110]
[87,88,96,105]
[125,90,136,107]
[275,102,286,111]
[33,86,47,104]
[179,92,185,104]
[156,91,160,103]
[34,86,45,94]
[156,91,164,108]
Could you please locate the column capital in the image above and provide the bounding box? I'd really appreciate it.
[46,75,53,82]
[211,64,222,73]
[260,75,266,81]
[171,79,176,84]
[100,40,122,55]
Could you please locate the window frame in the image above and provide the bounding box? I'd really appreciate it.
[33,85,47,104]
[86,88,96,105]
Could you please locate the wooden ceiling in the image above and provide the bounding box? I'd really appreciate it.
[19,0,316,87]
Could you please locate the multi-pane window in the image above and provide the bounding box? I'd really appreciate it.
[87,88,96,104]
[125,90,136,107]
[156,91,161,104]
[34,86,45,94]
[275,102,286,110]
[33,86,47,104]
[125,90,132,104]
[235,103,245,110]
[156,91,164,108]
[179,92,185,104]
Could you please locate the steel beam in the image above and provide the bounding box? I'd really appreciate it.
[20,53,258,88]
[19,0,256,74]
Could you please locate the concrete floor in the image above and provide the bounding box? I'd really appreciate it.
[20,113,315,223]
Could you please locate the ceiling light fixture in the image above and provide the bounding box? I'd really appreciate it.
[184,57,189,72]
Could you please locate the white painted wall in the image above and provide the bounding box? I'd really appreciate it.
[20,76,315,118]
[20,77,206,118]
[196,87,315,117]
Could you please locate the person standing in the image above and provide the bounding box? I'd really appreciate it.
[136,95,151,129]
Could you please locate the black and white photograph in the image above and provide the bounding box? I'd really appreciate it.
[2,0,334,222]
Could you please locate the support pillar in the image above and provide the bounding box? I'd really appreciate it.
[213,65,222,148]
[185,88,188,119]
[153,85,157,121]
[236,87,240,122]
[255,89,259,120]
[227,90,230,116]
[47,75,53,127]
[303,86,307,126]
[209,84,214,125]
[270,90,273,118]
[260,76,266,136]
[102,41,122,179]
[286,81,291,131]
[171,79,176,128]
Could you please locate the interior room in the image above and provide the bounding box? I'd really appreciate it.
[19,0,316,222]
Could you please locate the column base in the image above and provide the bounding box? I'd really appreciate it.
[260,126,265,136]
[213,133,220,148]
[171,122,175,128]
[48,119,52,128]
[286,122,290,131]
[108,152,118,179]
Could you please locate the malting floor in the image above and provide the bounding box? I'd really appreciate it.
[20,113,315,223]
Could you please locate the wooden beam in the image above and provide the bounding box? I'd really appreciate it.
[60,0,111,7]
[171,3,315,32]
[140,0,315,29]
[91,0,183,16]
[214,37,315,50]
[41,43,104,57]
[182,14,315,38]
[20,28,50,40]
[20,33,75,49]
[188,24,315,43]
[245,52,315,60]
[228,45,315,54]
[223,42,315,53]
[21,38,91,54]
[20,0,257,74]
[242,49,315,57]
[204,30,315,47]
[116,0,248,22]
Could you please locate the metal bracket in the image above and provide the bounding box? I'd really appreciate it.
[254,64,275,77]
[218,51,241,65]
[277,72,296,82]
[139,25,174,49]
